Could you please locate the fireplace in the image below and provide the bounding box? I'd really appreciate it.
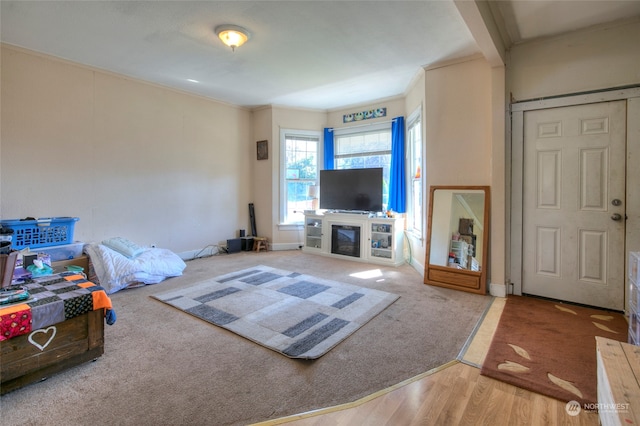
[331,224,361,258]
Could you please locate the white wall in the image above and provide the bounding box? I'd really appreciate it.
[508,19,640,101]
[425,57,502,288]
[403,70,427,272]
[250,106,273,241]
[269,106,327,248]
[425,58,493,186]
[1,45,253,255]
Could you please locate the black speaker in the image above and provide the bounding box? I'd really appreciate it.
[227,238,241,253]
[241,237,254,251]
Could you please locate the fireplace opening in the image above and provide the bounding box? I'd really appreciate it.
[331,224,361,258]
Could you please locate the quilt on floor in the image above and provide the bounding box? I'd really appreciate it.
[151,265,399,359]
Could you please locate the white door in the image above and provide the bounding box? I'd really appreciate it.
[522,101,626,310]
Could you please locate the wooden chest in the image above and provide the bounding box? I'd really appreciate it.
[596,336,640,426]
[1,308,104,394]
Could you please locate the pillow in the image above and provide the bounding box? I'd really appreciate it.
[101,237,145,259]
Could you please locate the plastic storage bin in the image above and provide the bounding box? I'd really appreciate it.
[630,310,640,346]
[35,242,85,261]
[629,252,640,346]
[630,251,640,285]
[0,217,79,250]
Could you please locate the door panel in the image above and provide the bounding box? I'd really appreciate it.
[522,101,626,310]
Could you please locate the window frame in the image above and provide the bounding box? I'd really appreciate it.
[333,122,392,209]
[406,107,424,239]
[279,128,322,226]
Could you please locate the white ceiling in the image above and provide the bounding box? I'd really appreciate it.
[1,1,639,110]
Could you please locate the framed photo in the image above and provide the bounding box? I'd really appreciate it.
[257,140,268,160]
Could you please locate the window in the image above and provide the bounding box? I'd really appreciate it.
[334,124,392,209]
[407,109,423,236]
[280,129,320,224]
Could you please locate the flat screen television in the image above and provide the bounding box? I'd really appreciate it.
[319,168,383,212]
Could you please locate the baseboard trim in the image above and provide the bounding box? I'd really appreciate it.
[407,258,424,278]
[178,246,221,260]
[270,242,300,251]
[490,282,507,298]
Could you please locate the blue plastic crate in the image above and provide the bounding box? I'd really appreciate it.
[0,217,79,250]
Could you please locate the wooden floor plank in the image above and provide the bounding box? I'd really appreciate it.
[258,300,601,426]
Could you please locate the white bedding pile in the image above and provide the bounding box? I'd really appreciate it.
[84,243,187,294]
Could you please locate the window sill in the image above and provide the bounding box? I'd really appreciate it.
[406,230,424,245]
[278,223,304,231]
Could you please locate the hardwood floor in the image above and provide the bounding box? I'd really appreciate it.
[255,298,599,426]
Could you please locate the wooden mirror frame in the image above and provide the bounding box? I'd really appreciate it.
[423,185,490,294]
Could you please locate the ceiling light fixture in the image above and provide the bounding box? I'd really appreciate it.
[215,25,250,51]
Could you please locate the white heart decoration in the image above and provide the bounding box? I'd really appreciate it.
[28,326,57,351]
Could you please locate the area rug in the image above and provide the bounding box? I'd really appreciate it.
[480,295,628,406]
[151,265,399,359]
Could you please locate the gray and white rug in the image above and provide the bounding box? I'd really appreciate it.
[151,265,399,359]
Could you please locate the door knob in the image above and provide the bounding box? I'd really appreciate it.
[611,213,622,221]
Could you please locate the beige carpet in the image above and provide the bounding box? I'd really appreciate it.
[0,251,490,425]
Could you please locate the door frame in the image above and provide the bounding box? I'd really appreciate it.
[509,87,640,313]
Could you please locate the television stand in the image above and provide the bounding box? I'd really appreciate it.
[327,210,372,215]
[302,212,405,266]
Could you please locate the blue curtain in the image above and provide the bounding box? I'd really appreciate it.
[388,116,406,213]
[323,128,334,170]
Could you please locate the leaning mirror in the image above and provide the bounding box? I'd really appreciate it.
[424,186,490,294]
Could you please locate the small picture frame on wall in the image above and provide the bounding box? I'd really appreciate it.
[257,140,268,160]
